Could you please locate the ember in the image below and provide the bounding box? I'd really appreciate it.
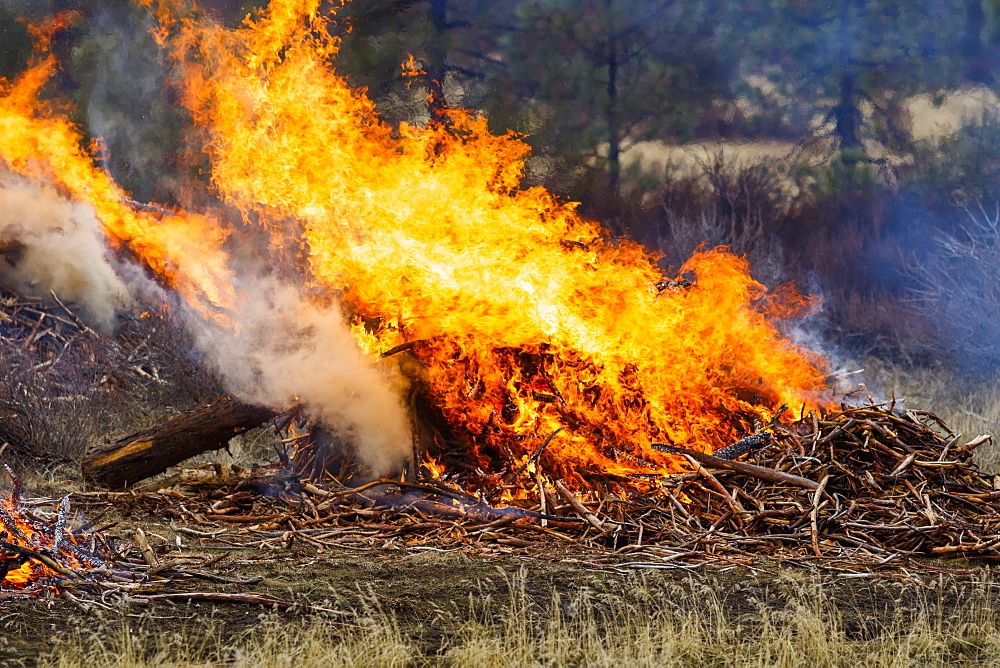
[0,466,114,595]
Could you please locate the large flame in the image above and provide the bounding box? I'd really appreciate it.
[0,1,829,489]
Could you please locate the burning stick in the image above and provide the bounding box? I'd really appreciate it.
[51,496,69,553]
[0,540,76,578]
[712,405,787,460]
[503,427,564,485]
[712,432,772,461]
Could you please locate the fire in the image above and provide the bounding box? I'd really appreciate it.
[1,496,57,587]
[1,486,107,593]
[0,15,237,325]
[0,1,829,491]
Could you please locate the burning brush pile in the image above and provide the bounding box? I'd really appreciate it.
[281,402,1000,566]
[0,0,996,581]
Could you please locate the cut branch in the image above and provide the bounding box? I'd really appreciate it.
[652,443,820,491]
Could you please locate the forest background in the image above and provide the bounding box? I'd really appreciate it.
[4,0,1000,394]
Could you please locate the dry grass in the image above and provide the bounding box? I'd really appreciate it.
[37,573,1000,667]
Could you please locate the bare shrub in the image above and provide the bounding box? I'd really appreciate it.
[819,285,939,363]
[909,202,1000,373]
[655,152,789,287]
[0,291,220,469]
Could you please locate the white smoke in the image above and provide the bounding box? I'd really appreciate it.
[0,167,412,478]
[0,171,131,331]
[182,276,413,479]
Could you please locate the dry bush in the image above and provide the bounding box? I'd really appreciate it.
[632,150,951,362]
[646,153,947,365]
[653,152,790,288]
[908,202,1000,374]
[819,286,939,363]
[0,293,221,470]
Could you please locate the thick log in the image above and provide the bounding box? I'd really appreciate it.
[82,398,277,489]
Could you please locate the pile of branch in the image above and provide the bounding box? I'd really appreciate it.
[636,406,1000,559]
[1,465,142,601]
[85,404,999,576]
[0,289,94,458]
[1,473,335,612]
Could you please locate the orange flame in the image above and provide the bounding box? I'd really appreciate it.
[0,1,830,491]
[1,497,94,590]
[146,0,828,483]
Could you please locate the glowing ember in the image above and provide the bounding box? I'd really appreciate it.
[1,469,110,593]
[0,1,831,492]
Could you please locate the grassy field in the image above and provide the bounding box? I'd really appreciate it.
[21,551,1000,667]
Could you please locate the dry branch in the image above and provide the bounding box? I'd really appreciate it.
[135,465,297,493]
[651,442,820,491]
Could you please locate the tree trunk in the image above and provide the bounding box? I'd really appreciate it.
[606,42,622,206]
[833,1,863,154]
[82,398,277,489]
[834,71,862,152]
[963,0,990,83]
[426,0,450,121]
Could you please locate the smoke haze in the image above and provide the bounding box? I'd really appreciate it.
[0,171,131,331]
[181,275,413,478]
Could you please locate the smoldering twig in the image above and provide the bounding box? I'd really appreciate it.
[52,496,70,553]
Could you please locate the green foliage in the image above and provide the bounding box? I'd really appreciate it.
[796,154,879,208]
[330,0,434,123]
[0,9,31,81]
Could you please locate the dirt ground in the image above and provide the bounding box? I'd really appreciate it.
[4,499,1000,666]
